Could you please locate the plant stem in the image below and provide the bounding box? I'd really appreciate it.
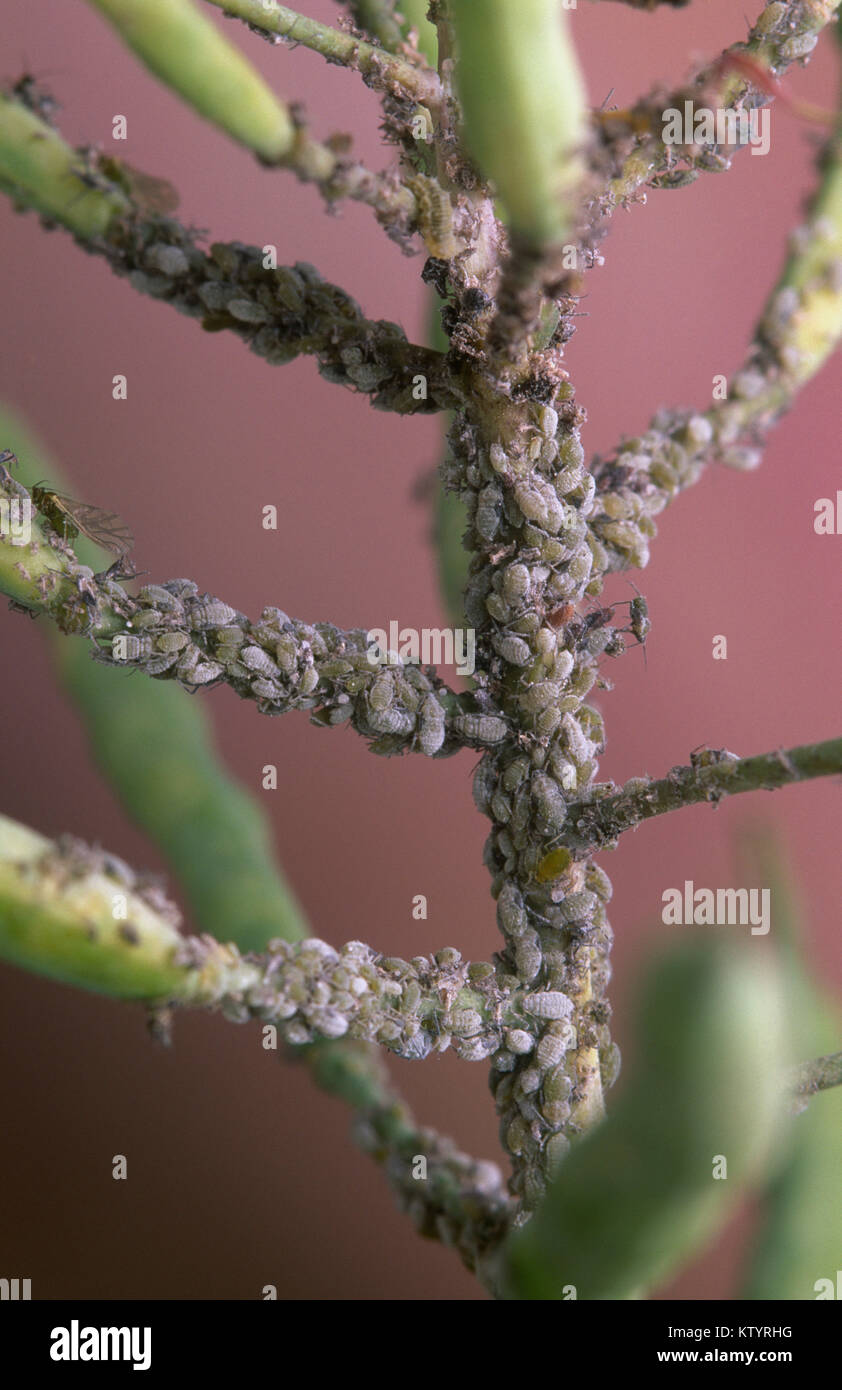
[559,738,842,852]
[204,0,441,104]
[791,1050,842,1099]
[87,0,296,160]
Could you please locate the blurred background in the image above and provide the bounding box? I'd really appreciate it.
[0,0,840,1299]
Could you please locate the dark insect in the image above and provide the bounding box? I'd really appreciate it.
[98,155,180,215]
[31,485,134,557]
[0,448,18,483]
[11,72,60,126]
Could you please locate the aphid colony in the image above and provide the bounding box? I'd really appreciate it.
[442,386,645,1202]
[99,589,510,756]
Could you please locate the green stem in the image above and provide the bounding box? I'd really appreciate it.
[204,0,441,104]
[791,1050,842,1100]
[449,0,587,246]
[87,0,296,160]
[560,738,842,852]
[335,0,407,53]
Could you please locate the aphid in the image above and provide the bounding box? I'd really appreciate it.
[452,713,508,746]
[240,644,280,678]
[523,990,574,1020]
[406,175,460,259]
[11,72,60,126]
[0,448,18,483]
[476,483,503,543]
[628,593,650,645]
[187,598,241,629]
[472,754,499,815]
[417,692,446,756]
[492,631,531,667]
[97,155,180,214]
[31,485,134,557]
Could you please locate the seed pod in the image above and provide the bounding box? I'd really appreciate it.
[524,991,573,1020]
[453,713,508,746]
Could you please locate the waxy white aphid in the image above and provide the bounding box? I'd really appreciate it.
[502,757,529,792]
[542,1064,572,1103]
[241,645,280,677]
[188,599,240,629]
[780,33,818,60]
[454,1035,498,1062]
[177,651,225,685]
[448,1008,483,1038]
[496,882,527,937]
[251,677,283,700]
[369,673,395,711]
[492,632,531,667]
[542,1099,571,1128]
[472,755,499,815]
[546,1132,570,1176]
[138,583,185,612]
[145,651,179,675]
[514,481,549,526]
[561,711,591,764]
[556,890,598,923]
[491,790,513,824]
[476,483,503,542]
[518,1068,541,1095]
[536,1022,576,1068]
[161,579,198,599]
[515,932,543,983]
[502,563,530,604]
[112,633,152,662]
[531,773,568,832]
[452,713,508,746]
[298,666,319,696]
[505,1029,535,1055]
[523,991,573,1020]
[417,693,446,756]
[368,706,415,736]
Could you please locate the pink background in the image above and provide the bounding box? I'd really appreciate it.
[1,0,840,1299]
